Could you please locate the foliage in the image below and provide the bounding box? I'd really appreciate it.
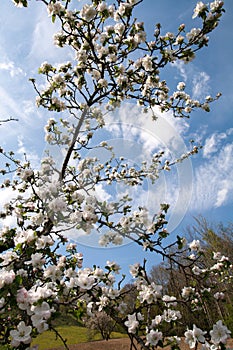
[0,1,231,350]
[149,217,233,334]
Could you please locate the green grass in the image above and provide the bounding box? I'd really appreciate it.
[32,326,127,350]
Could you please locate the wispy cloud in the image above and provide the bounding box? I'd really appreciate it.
[173,61,188,82]
[202,130,233,158]
[0,61,24,77]
[172,61,211,100]
[0,85,25,120]
[102,103,193,232]
[191,142,233,210]
[192,71,210,99]
[28,7,73,67]
[17,136,41,169]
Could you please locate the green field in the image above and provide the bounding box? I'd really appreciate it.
[32,326,127,350]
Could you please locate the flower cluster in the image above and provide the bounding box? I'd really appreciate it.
[30,0,224,118]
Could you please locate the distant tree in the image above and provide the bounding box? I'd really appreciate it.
[149,217,233,333]
[149,263,170,293]
[85,311,116,341]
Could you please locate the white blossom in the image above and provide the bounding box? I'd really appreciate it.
[12,0,24,8]
[80,4,97,21]
[210,320,231,345]
[192,2,208,19]
[189,239,201,251]
[47,1,65,16]
[48,197,67,213]
[138,283,162,304]
[125,313,143,334]
[142,55,153,71]
[186,28,201,42]
[76,271,96,290]
[210,1,224,12]
[151,315,162,326]
[181,286,195,299]
[0,269,15,288]
[185,325,206,348]
[146,329,162,346]
[10,321,32,347]
[29,253,45,268]
[163,309,181,322]
[177,82,186,91]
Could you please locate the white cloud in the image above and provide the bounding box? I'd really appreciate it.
[0,187,18,228]
[192,71,210,99]
[16,136,41,169]
[172,61,211,100]
[203,132,228,158]
[102,103,193,232]
[191,143,233,210]
[0,85,25,120]
[215,185,228,207]
[95,183,112,202]
[105,103,190,156]
[28,7,72,66]
[0,61,24,77]
[173,61,188,82]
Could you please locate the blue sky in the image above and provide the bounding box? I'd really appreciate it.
[0,0,233,281]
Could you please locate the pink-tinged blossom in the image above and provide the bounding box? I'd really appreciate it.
[32,318,49,334]
[48,197,67,213]
[30,302,55,333]
[29,253,45,268]
[47,1,65,16]
[14,229,35,246]
[28,285,56,303]
[10,321,32,347]
[17,168,34,181]
[186,28,201,42]
[17,287,30,309]
[0,297,5,313]
[1,251,17,265]
[214,292,225,300]
[210,320,231,345]
[44,265,62,281]
[36,235,54,249]
[0,269,15,288]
